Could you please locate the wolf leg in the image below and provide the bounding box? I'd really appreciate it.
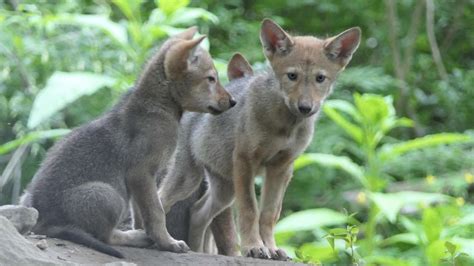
[210,207,240,256]
[259,162,293,260]
[188,175,234,252]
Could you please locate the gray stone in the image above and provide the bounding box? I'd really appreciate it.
[36,239,49,250]
[0,216,70,265]
[0,204,38,234]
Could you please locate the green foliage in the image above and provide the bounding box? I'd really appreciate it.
[1,1,473,265]
[28,72,115,128]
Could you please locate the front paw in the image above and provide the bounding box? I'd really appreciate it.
[242,246,271,259]
[157,238,190,253]
[268,247,290,261]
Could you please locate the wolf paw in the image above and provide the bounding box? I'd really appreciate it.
[243,246,271,259]
[158,239,190,253]
[268,247,290,261]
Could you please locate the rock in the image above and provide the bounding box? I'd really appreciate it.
[0,216,72,265]
[105,262,137,266]
[25,235,306,266]
[0,204,38,234]
[36,239,49,250]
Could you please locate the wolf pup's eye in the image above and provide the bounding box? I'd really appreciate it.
[316,74,326,83]
[207,76,216,83]
[287,73,298,81]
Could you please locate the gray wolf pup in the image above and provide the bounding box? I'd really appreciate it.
[157,19,361,260]
[20,26,235,258]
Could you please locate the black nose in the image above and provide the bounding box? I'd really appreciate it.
[298,104,312,114]
[229,98,237,107]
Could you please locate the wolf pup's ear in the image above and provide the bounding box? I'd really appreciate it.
[260,18,294,59]
[324,27,361,67]
[227,53,253,81]
[164,35,206,79]
[173,26,198,40]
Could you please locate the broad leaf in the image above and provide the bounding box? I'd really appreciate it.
[0,129,70,155]
[28,72,115,128]
[158,0,190,16]
[378,133,472,161]
[323,104,363,143]
[294,153,365,185]
[369,191,449,223]
[275,208,346,233]
[59,14,128,45]
[422,208,442,243]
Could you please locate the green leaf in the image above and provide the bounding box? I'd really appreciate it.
[423,208,443,243]
[275,208,346,233]
[445,241,457,255]
[378,133,472,161]
[298,242,337,263]
[0,129,71,155]
[354,93,392,127]
[168,7,219,25]
[58,14,128,45]
[329,228,348,236]
[350,226,359,235]
[369,191,449,223]
[294,153,365,185]
[326,237,335,250]
[323,103,363,143]
[113,0,144,22]
[28,72,115,128]
[381,233,419,246]
[158,0,190,16]
[426,240,446,266]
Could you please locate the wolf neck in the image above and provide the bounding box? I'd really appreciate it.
[131,56,183,120]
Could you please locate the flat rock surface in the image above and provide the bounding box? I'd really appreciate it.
[24,236,305,266]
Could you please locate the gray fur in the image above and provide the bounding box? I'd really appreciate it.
[21,29,235,258]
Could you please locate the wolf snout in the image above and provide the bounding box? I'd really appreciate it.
[298,104,312,114]
[297,101,320,116]
[229,98,237,107]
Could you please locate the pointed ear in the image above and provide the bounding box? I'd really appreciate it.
[260,18,294,59]
[227,53,253,81]
[173,26,198,40]
[164,36,206,79]
[324,27,361,67]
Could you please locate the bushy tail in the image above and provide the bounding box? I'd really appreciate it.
[46,226,124,258]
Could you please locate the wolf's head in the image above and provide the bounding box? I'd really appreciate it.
[163,27,236,115]
[260,19,361,118]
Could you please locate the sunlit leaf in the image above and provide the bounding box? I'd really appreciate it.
[369,192,449,223]
[168,7,219,25]
[381,233,419,246]
[422,208,442,243]
[426,240,446,266]
[275,208,346,233]
[378,133,472,161]
[323,104,363,143]
[158,0,190,16]
[28,72,115,128]
[0,129,70,155]
[294,153,365,185]
[59,14,128,45]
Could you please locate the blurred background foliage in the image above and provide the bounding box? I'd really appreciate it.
[0,0,473,265]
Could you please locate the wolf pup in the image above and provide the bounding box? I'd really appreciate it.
[157,19,361,260]
[20,26,235,258]
[132,53,253,256]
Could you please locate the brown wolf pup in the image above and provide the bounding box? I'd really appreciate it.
[157,19,361,260]
[20,26,235,258]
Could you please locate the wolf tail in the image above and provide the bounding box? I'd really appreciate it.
[46,226,124,258]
